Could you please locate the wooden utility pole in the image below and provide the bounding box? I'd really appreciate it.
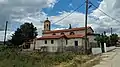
[4,21,8,45]
[85,0,89,53]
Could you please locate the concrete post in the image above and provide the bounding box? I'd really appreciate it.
[104,43,107,52]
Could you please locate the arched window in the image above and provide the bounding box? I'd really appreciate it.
[51,40,54,44]
[61,32,64,35]
[70,32,75,35]
[52,33,56,35]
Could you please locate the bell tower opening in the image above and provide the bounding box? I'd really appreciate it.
[44,18,51,31]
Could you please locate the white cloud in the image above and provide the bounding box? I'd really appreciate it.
[0,0,57,41]
[54,28,66,30]
[0,31,14,41]
[0,0,56,30]
[46,0,120,35]
[69,3,73,7]
[47,0,56,8]
[49,11,85,28]
[89,0,120,34]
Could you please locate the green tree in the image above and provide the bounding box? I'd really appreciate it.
[9,28,24,46]
[10,23,38,46]
[95,33,118,47]
[95,33,109,47]
[20,23,38,42]
[95,33,110,52]
[110,34,118,46]
[94,34,101,47]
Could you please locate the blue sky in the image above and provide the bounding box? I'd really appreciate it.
[42,0,102,30]
[43,0,102,16]
[9,0,102,31]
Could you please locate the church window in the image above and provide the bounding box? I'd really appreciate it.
[51,40,54,44]
[47,24,49,28]
[74,41,78,46]
[70,32,75,35]
[66,40,68,45]
[53,33,56,35]
[45,40,47,44]
[61,32,64,35]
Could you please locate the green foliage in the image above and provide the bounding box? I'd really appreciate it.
[0,45,76,67]
[20,23,38,41]
[110,34,119,46]
[0,45,95,67]
[9,28,24,46]
[9,23,38,46]
[49,52,75,63]
[94,34,109,47]
[95,34,109,43]
[95,33,118,46]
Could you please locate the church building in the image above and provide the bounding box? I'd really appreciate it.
[25,18,98,52]
[28,18,97,52]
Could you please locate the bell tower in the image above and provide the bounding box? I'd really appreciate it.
[44,18,51,31]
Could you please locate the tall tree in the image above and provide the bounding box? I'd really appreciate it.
[95,33,109,47]
[9,28,24,46]
[110,34,118,46]
[20,23,38,42]
[10,23,38,46]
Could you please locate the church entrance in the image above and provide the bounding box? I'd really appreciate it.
[74,41,78,46]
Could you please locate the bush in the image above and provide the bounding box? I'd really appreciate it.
[50,52,75,63]
[0,46,88,67]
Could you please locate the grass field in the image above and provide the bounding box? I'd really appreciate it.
[0,45,100,67]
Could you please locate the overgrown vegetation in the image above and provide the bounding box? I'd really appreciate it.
[0,45,99,67]
[54,54,100,67]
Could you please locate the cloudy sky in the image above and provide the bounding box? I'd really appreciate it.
[0,0,120,41]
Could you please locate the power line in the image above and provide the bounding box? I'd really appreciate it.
[46,0,71,18]
[56,0,61,4]
[53,1,85,24]
[90,2,120,23]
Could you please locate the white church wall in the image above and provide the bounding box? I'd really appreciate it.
[66,38,83,47]
[87,28,94,34]
[87,35,98,48]
[35,39,65,52]
[56,38,67,52]
[87,35,96,43]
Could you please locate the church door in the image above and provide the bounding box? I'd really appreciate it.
[74,41,78,46]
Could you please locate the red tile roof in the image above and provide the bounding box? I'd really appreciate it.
[66,34,85,38]
[37,34,84,40]
[43,26,93,34]
[37,35,66,40]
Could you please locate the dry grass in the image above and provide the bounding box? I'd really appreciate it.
[0,45,101,67]
[54,55,101,67]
